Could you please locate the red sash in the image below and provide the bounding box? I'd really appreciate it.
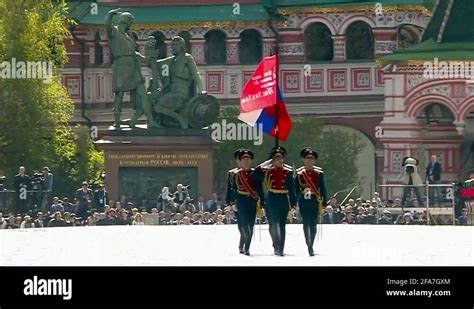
[300,169,321,198]
[237,171,259,201]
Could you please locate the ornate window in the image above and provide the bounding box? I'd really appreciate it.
[177,30,192,54]
[204,30,227,65]
[239,29,262,64]
[94,32,103,65]
[304,22,333,62]
[150,31,167,59]
[345,21,374,60]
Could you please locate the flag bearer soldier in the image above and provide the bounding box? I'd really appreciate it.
[226,149,246,253]
[296,147,327,256]
[230,149,264,255]
[255,146,297,256]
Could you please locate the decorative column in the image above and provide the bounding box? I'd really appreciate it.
[87,42,95,65]
[263,38,275,57]
[100,42,110,65]
[191,39,206,65]
[278,30,304,63]
[373,28,398,57]
[453,120,466,135]
[226,38,240,64]
[166,40,172,58]
[332,35,346,62]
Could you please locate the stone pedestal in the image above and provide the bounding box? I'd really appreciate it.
[96,126,219,205]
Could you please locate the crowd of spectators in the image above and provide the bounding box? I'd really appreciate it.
[0,165,470,229]
[1,190,470,229]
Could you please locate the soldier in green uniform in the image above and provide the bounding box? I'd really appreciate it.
[226,149,244,253]
[255,147,297,256]
[229,149,264,255]
[296,147,327,256]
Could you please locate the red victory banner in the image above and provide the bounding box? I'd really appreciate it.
[240,55,277,113]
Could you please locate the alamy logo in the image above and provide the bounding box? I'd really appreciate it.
[211,119,263,146]
[0,58,53,83]
[23,276,72,300]
[423,57,474,82]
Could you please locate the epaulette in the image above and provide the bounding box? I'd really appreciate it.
[283,166,293,172]
[314,166,324,172]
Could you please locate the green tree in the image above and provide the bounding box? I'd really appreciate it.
[0,0,104,203]
[213,107,364,198]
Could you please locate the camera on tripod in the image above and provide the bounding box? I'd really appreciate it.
[31,172,45,191]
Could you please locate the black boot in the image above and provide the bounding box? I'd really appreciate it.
[308,246,315,257]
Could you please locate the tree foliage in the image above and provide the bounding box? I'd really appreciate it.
[214,107,364,198]
[0,0,104,198]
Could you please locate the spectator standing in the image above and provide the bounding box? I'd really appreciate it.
[372,192,382,207]
[41,167,54,212]
[207,193,222,213]
[14,166,30,215]
[196,196,206,213]
[173,184,189,206]
[94,184,108,212]
[75,182,93,220]
[426,155,442,206]
[457,208,468,225]
[62,198,76,214]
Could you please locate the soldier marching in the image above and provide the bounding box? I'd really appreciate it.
[296,147,327,256]
[255,146,297,256]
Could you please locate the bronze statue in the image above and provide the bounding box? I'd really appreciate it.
[105,8,160,128]
[149,36,210,129]
[106,9,220,130]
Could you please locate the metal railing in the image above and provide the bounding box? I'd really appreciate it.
[377,182,458,225]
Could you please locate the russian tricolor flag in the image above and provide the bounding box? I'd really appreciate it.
[238,56,292,142]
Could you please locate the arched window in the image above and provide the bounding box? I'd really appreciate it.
[177,31,192,54]
[94,32,103,65]
[239,29,262,64]
[205,30,227,65]
[418,103,455,124]
[304,22,333,62]
[150,31,167,59]
[345,21,374,60]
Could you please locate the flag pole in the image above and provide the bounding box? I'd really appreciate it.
[267,5,279,148]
